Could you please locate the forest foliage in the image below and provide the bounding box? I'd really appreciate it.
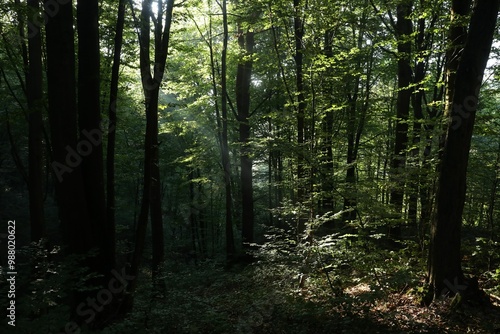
[1,0,500,332]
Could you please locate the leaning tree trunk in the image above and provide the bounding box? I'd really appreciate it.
[428,0,499,298]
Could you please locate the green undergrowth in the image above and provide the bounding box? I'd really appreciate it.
[3,230,500,333]
[102,225,500,334]
[103,229,460,334]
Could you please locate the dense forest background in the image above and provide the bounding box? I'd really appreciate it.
[1,0,500,332]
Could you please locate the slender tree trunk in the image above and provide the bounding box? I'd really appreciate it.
[343,81,359,222]
[268,115,273,225]
[189,170,197,254]
[127,0,175,306]
[429,0,498,298]
[320,30,335,225]
[420,54,445,250]
[343,12,371,223]
[408,7,428,235]
[294,0,306,202]
[106,0,126,270]
[408,11,427,231]
[221,0,235,260]
[206,6,232,256]
[236,21,255,248]
[389,1,413,238]
[197,169,207,257]
[27,0,44,242]
[149,87,165,282]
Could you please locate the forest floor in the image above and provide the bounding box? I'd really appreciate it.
[110,256,500,334]
[357,289,500,333]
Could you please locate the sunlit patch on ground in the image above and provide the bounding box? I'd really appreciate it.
[345,283,372,297]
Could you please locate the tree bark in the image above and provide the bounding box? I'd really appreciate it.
[77,0,110,276]
[27,0,44,242]
[128,0,175,304]
[236,22,255,248]
[221,0,235,260]
[320,30,335,223]
[294,0,306,202]
[45,0,92,254]
[389,1,413,238]
[444,0,471,119]
[428,0,499,298]
[343,74,359,222]
[106,0,127,270]
[342,15,371,223]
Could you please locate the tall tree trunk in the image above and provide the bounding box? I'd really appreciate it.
[343,78,359,222]
[127,0,175,306]
[45,0,92,255]
[77,0,109,276]
[420,53,445,250]
[221,0,235,260]
[342,1,371,224]
[428,0,498,298]
[188,170,199,259]
[294,0,306,202]
[106,0,127,270]
[320,30,335,224]
[205,5,233,256]
[236,21,255,248]
[389,1,413,238]
[27,0,44,242]
[408,7,427,233]
[149,86,165,281]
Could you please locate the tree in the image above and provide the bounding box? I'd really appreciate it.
[106,0,127,273]
[428,0,499,298]
[236,2,256,249]
[77,0,110,275]
[389,0,413,237]
[26,0,44,242]
[44,0,92,254]
[342,1,373,223]
[129,0,175,296]
[294,0,306,203]
[221,0,236,259]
